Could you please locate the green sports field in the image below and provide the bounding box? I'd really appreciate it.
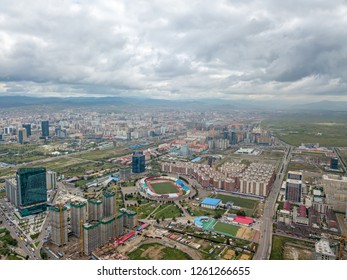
[214,194,257,209]
[150,181,178,194]
[213,222,240,236]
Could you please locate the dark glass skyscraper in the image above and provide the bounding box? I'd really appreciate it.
[330,158,339,170]
[132,151,145,173]
[230,131,237,145]
[16,168,47,217]
[41,120,49,137]
[18,128,26,144]
[22,124,31,137]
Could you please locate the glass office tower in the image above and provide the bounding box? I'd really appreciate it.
[41,120,49,137]
[132,151,145,173]
[17,167,47,217]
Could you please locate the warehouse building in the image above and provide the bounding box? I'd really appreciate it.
[200,198,222,209]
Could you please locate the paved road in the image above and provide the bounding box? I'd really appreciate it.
[254,146,292,260]
[0,206,34,259]
[174,200,191,217]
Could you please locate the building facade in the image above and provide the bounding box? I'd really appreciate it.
[314,239,336,260]
[46,170,57,190]
[41,120,49,137]
[132,151,145,173]
[5,178,18,207]
[22,124,31,137]
[285,179,302,203]
[16,168,47,217]
[71,201,87,238]
[88,199,103,221]
[50,205,68,246]
[18,128,26,144]
[102,192,115,218]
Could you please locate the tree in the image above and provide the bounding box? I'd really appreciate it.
[214,213,222,219]
[236,210,246,216]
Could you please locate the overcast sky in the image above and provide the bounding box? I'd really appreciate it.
[1,0,347,101]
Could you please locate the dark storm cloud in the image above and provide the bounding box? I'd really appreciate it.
[0,0,347,100]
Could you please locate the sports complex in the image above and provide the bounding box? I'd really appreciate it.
[138,176,191,200]
[194,216,259,242]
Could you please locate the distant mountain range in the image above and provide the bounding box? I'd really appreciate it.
[0,95,346,111]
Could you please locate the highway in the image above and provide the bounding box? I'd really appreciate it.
[253,146,292,260]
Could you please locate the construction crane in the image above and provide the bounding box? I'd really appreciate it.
[338,236,347,260]
[114,182,119,247]
[59,202,64,246]
[79,218,84,256]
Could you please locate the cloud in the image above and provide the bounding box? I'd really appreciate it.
[0,0,347,100]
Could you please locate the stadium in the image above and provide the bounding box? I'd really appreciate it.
[138,176,191,200]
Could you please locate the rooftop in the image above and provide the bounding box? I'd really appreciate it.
[201,198,222,206]
[315,239,336,257]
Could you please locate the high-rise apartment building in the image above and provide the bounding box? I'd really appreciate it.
[88,199,103,221]
[46,170,57,190]
[71,201,87,237]
[102,192,115,218]
[5,178,18,207]
[50,205,68,246]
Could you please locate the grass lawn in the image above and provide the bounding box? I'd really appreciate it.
[215,194,258,209]
[128,243,192,260]
[213,222,240,236]
[6,254,24,260]
[133,203,158,219]
[153,204,182,219]
[150,181,178,194]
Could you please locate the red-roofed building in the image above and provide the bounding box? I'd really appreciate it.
[299,205,307,218]
[284,201,291,211]
[234,216,254,225]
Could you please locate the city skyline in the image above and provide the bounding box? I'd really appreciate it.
[0,0,347,101]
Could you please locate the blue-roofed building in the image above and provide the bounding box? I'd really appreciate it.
[175,179,190,191]
[191,157,201,163]
[194,216,209,228]
[200,198,222,209]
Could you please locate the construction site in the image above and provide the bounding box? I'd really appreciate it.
[43,182,140,260]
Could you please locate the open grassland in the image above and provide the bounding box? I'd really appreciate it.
[262,112,347,147]
[287,161,321,173]
[128,243,192,260]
